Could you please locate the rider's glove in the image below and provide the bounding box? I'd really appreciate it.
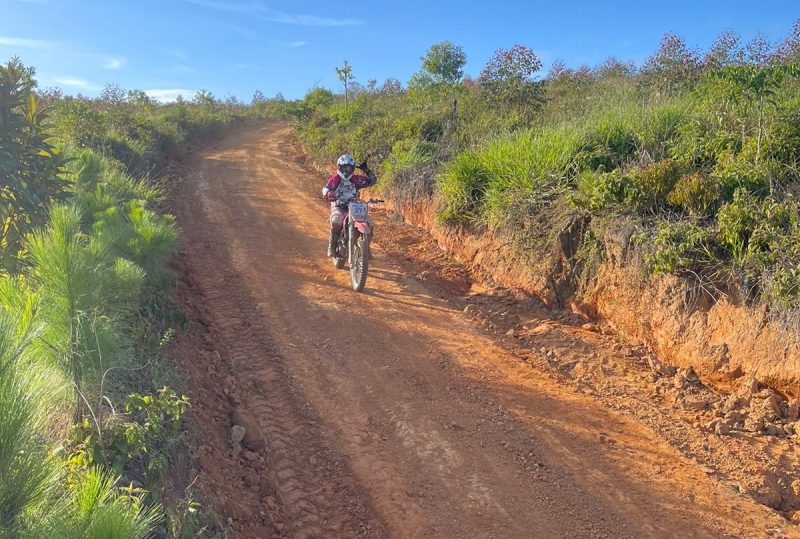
[325,191,336,201]
[358,160,369,172]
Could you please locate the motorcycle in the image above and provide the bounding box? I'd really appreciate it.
[331,197,384,292]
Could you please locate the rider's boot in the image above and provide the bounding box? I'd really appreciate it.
[327,225,342,257]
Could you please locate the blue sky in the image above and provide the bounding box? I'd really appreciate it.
[1,0,798,102]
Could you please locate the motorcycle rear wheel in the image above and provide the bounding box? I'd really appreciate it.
[332,233,346,269]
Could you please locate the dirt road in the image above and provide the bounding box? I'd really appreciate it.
[170,122,791,538]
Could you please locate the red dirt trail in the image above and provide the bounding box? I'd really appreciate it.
[170,122,792,538]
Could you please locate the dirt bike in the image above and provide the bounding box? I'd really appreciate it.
[331,197,384,292]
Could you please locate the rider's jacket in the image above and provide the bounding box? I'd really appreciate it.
[322,171,377,205]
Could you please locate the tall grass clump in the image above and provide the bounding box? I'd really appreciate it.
[0,314,60,534]
[438,127,583,225]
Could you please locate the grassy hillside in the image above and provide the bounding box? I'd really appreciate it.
[295,24,800,312]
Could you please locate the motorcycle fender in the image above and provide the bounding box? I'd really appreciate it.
[354,222,371,235]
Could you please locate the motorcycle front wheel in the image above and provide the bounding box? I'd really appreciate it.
[350,234,369,292]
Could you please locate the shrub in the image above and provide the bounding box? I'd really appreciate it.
[571,159,683,213]
[571,169,628,212]
[716,188,760,261]
[667,172,722,216]
[625,159,683,211]
[643,220,716,275]
[69,388,190,488]
[711,150,773,199]
[380,139,436,201]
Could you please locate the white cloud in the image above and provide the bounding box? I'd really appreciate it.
[145,89,196,103]
[0,36,54,50]
[181,0,260,14]
[179,0,363,26]
[215,21,256,39]
[288,40,307,48]
[165,49,188,61]
[53,77,96,89]
[104,56,126,70]
[264,12,362,27]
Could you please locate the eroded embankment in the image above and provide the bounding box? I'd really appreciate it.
[391,198,800,393]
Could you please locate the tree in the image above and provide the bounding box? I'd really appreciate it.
[546,59,570,81]
[379,78,402,96]
[420,41,466,85]
[99,83,126,106]
[193,89,216,106]
[594,56,636,78]
[742,33,774,67]
[126,89,152,107]
[0,58,67,270]
[640,33,701,94]
[300,87,336,117]
[478,44,544,116]
[335,60,353,109]
[703,30,743,70]
[251,90,266,104]
[712,64,800,168]
[776,19,800,63]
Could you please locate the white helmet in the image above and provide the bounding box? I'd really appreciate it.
[337,153,356,181]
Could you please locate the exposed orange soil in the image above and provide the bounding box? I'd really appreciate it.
[169,122,797,538]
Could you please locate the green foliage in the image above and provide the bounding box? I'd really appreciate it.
[709,63,800,163]
[0,313,59,533]
[643,220,716,275]
[380,139,436,202]
[414,41,467,87]
[0,310,160,539]
[63,467,161,539]
[667,172,722,216]
[0,59,68,268]
[438,127,582,225]
[572,159,683,213]
[625,159,684,211]
[70,388,190,488]
[716,188,760,261]
[478,45,544,119]
[571,169,628,212]
[24,204,145,416]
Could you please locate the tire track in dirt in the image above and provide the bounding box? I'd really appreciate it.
[170,121,793,538]
[171,138,386,538]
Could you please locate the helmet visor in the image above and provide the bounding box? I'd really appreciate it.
[338,163,355,177]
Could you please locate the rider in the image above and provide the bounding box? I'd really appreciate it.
[322,153,377,257]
